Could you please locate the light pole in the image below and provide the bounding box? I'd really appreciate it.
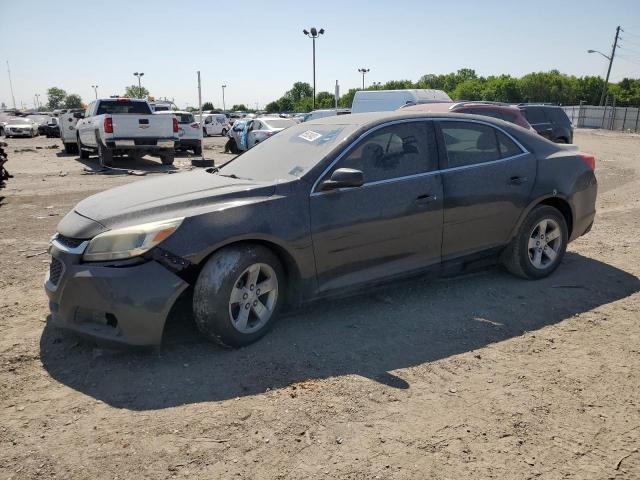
[133,72,145,98]
[34,93,41,109]
[372,81,381,90]
[358,68,370,90]
[303,27,325,110]
[221,84,227,113]
[91,85,98,100]
[588,25,621,106]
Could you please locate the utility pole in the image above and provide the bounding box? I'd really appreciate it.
[193,71,213,167]
[6,61,16,109]
[221,84,226,113]
[358,68,370,90]
[599,25,621,106]
[303,27,325,110]
[91,85,98,100]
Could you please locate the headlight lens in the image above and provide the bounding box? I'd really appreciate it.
[83,217,183,262]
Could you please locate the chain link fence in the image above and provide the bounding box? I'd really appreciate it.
[562,105,640,132]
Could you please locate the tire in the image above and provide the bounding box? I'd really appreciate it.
[221,128,228,136]
[160,151,175,165]
[202,127,208,138]
[77,136,90,159]
[193,244,284,348]
[98,142,113,167]
[502,205,568,279]
[228,138,239,154]
[63,142,77,154]
[193,146,202,155]
[554,138,567,144]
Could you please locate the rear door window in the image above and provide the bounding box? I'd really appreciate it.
[522,107,547,125]
[497,131,523,158]
[439,121,501,167]
[547,108,570,125]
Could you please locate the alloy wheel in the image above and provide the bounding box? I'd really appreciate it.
[228,263,278,334]
[528,218,563,269]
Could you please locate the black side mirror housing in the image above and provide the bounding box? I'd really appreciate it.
[73,112,84,119]
[320,168,364,191]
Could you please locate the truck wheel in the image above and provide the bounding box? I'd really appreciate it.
[98,143,114,167]
[64,143,77,154]
[160,151,175,165]
[193,244,284,348]
[221,128,228,136]
[193,146,202,155]
[77,137,90,159]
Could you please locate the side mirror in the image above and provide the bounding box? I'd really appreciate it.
[320,168,364,191]
[73,112,84,119]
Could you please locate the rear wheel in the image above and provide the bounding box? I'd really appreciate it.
[98,143,113,167]
[160,151,175,165]
[63,142,77,154]
[502,205,568,279]
[221,128,228,136]
[193,244,284,347]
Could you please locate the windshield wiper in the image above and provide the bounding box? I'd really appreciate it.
[219,173,252,180]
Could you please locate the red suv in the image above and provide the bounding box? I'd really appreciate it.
[400,102,534,131]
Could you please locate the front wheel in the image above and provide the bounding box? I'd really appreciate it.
[502,205,568,279]
[193,244,284,347]
[221,128,228,136]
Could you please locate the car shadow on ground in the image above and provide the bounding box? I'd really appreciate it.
[39,252,640,411]
[72,154,179,174]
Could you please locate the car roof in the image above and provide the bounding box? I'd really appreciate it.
[304,110,512,127]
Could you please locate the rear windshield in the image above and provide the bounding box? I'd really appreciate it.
[263,119,296,129]
[222,123,360,182]
[175,113,194,123]
[96,100,152,115]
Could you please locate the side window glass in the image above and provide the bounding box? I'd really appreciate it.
[497,131,523,158]
[523,107,546,124]
[334,122,434,183]
[440,122,500,167]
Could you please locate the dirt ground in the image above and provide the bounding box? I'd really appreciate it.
[0,129,638,479]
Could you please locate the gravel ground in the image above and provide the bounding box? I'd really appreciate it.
[0,129,638,479]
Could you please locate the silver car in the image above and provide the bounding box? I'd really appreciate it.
[236,117,297,152]
[4,118,39,138]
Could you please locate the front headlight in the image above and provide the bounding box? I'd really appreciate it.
[83,217,184,262]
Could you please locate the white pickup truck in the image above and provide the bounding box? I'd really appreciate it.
[76,98,178,167]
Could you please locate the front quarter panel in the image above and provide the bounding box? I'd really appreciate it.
[159,180,317,297]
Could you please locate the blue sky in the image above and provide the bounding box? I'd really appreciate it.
[1,0,639,109]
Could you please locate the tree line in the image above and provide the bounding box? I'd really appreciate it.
[263,69,640,113]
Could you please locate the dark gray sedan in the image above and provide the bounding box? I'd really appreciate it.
[45,112,597,348]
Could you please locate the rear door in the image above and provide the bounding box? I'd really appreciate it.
[522,107,552,139]
[310,120,443,292]
[436,120,536,260]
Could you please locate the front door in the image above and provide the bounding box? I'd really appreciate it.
[310,120,443,293]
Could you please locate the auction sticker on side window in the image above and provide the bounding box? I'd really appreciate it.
[298,130,322,142]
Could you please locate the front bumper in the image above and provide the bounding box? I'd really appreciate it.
[44,240,189,346]
[6,130,32,137]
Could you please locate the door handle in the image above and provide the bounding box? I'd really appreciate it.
[508,176,528,185]
[415,194,437,205]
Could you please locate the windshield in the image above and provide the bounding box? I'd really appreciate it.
[27,115,49,124]
[96,100,152,115]
[221,122,359,182]
[8,118,31,125]
[263,118,296,129]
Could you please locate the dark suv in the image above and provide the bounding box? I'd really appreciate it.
[518,105,573,143]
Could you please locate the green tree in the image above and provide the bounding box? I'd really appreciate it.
[124,85,149,99]
[63,94,83,109]
[286,82,313,104]
[202,101,215,110]
[338,88,359,108]
[315,91,335,109]
[46,87,67,110]
[278,97,295,112]
[231,104,248,111]
[382,80,414,90]
[265,101,280,113]
[451,79,484,100]
[481,75,522,103]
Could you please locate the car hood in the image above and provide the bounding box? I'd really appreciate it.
[62,170,276,236]
[6,124,32,128]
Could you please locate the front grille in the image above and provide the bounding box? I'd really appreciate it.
[56,234,85,249]
[49,257,63,285]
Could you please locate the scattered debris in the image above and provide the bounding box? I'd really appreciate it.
[25,251,47,258]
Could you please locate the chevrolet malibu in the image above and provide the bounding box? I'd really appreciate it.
[45,112,597,348]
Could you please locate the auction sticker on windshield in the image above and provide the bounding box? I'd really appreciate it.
[298,130,322,142]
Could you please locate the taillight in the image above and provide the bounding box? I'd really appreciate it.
[580,153,596,171]
[173,118,179,133]
[104,117,113,134]
[190,122,200,129]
